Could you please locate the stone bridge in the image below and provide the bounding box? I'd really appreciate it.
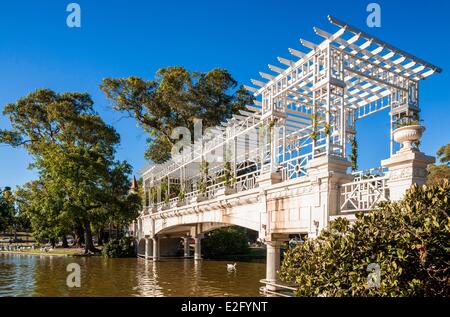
[131,16,440,293]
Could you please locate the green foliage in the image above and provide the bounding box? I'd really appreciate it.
[395,112,421,129]
[427,143,450,185]
[396,120,420,128]
[309,112,319,142]
[349,136,358,171]
[0,187,31,235]
[0,89,141,253]
[437,143,450,165]
[222,161,233,188]
[102,237,136,258]
[0,187,14,232]
[280,181,450,297]
[170,183,181,199]
[149,187,158,204]
[427,165,450,185]
[100,67,254,164]
[160,178,169,203]
[199,161,209,193]
[202,226,249,258]
[324,123,331,137]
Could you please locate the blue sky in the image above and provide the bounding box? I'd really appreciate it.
[1,0,449,188]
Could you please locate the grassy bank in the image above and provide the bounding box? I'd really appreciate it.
[0,247,85,257]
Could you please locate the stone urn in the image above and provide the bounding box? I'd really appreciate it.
[393,125,425,151]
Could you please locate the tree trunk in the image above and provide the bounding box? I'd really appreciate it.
[61,235,69,248]
[97,229,105,246]
[50,238,56,249]
[83,219,99,254]
[75,224,84,247]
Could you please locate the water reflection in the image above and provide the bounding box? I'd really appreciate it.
[0,254,265,297]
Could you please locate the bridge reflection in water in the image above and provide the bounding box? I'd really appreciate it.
[0,254,265,297]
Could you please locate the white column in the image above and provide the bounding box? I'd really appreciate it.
[265,241,281,291]
[152,237,159,261]
[183,237,190,258]
[194,235,202,260]
[145,238,152,259]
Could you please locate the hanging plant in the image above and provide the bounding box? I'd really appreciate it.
[178,190,185,201]
[268,119,276,130]
[349,136,358,172]
[309,111,319,141]
[171,183,181,199]
[198,180,207,194]
[324,123,331,137]
[396,112,422,129]
[268,118,279,147]
[201,160,209,175]
[199,160,209,194]
[150,187,158,204]
[222,161,233,188]
[160,177,169,203]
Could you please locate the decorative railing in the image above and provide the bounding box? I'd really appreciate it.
[340,176,389,213]
[280,153,312,181]
[352,167,388,182]
[235,170,259,192]
[142,171,261,215]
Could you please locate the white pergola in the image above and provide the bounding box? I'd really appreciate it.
[141,16,441,210]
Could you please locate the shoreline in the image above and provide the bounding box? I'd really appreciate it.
[0,248,87,257]
[0,250,70,257]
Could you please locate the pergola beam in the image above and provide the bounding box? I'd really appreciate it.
[327,15,442,74]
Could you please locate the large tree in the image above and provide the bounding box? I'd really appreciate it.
[427,143,450,185]
[0,89,141,253]
[100,67,254,163]
[436,143,450,164]
[0,187,14,233]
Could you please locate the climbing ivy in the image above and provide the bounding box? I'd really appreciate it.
[349,136,358,172]
[198,160,209,194]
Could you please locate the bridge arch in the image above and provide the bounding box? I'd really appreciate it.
[155,220,259,237]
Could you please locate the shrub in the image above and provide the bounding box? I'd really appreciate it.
[102,237,136,258]
[280,181,450,297]
[202,226,249,258]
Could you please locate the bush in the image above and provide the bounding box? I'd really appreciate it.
[280,181,450,297]
[102,237,136,258]
[202,226,249,258]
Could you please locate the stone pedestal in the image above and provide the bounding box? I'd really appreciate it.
[382,149,435,201]
[306,156,352,182]
[257,172,282,188]
[305,156,353,230]
[265,240,282,291]
[216,187,237,196]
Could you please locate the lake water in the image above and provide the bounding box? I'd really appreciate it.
[0,254,265,297]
